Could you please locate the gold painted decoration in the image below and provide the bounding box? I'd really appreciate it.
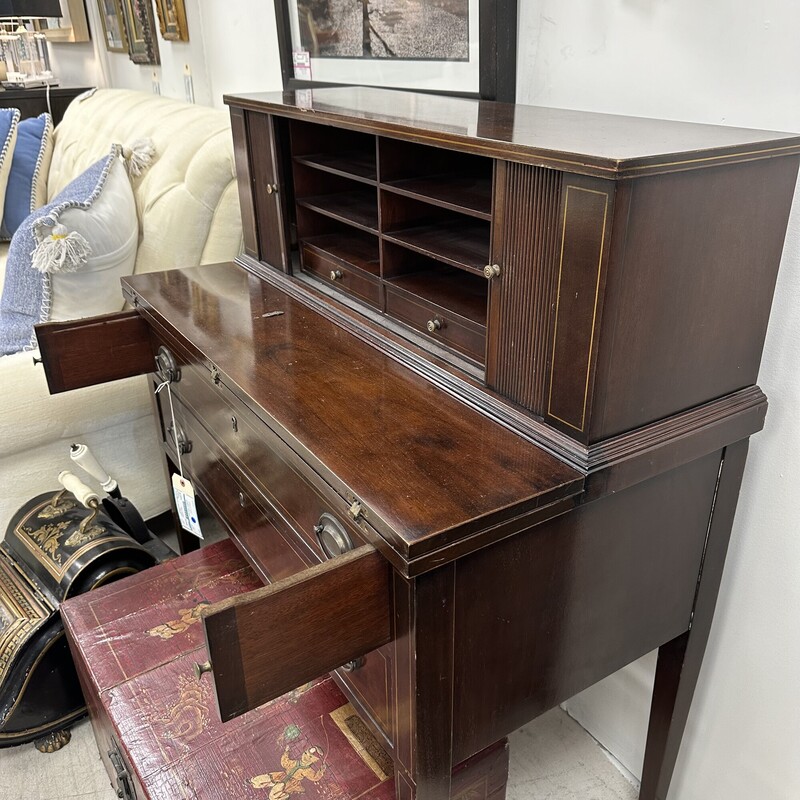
[65,525,105,548]
[250,741,327,795]
[38,498,78,520]
[22,522,70,565]
[146,602,210,640]
[157,673,211,745]
[0,556,53,686]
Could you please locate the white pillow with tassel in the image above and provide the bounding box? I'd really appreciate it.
[46,153,138,321]
[0,139,156,354]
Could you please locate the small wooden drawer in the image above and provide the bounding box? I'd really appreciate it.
[385,284,486,362]
[302,242,382,308]
[201,545,392,724]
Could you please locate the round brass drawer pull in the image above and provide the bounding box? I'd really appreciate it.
[330,269,343,281]
[266,183,279,195]
[155,345,181,384]
[194,660,213,680]
[483,263,501,279]
[426,318,442,333]
[342,657,365,672]
[314,513,354,559]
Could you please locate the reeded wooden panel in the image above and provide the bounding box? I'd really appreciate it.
[486,161,562,414]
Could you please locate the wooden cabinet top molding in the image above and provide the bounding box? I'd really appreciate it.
[224,86,800,178]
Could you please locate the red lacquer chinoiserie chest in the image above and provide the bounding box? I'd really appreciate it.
[62,540,508,799]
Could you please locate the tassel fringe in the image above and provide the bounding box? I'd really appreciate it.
[31,223,92,274]
[122,138,156,178]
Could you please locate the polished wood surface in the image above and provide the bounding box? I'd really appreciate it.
[202,544,391,722]
[226,87,800,178]
[123,264,584,563]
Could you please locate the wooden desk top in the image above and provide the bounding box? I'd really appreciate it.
[225,86,800,179]
[124,263,583,564]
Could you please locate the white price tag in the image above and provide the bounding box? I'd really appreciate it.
[293,49,312,80]
[172,474,203,538]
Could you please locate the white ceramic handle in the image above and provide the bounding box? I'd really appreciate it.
[58,470,99,508]
[70,443,117,494]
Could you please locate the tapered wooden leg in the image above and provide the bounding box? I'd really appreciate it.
[393,566,456,800]
[640,440,749,800]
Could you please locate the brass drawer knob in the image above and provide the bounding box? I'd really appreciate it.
[342,657,365,672]
[266,183,279,195]
[483,263,501,279]
[330,269,343,281]
[194,660,213,680]
[426,318,442,333]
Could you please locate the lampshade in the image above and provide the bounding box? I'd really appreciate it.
[0,0,62,18]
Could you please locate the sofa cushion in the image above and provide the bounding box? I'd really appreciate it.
[49,89,241,274]
[0,145,137,354]
[0,113,53,239]
[0,109,20,225]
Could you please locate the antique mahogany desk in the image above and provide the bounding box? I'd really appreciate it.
[37,88,800,800]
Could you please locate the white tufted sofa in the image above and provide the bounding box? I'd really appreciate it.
[0,89,242,535]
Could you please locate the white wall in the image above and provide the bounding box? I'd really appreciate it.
[517,3,800,799]
[47,0,283,109]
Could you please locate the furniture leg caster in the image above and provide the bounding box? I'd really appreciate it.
[34,728,71,753]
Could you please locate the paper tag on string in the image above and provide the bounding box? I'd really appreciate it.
[172,474,203,538]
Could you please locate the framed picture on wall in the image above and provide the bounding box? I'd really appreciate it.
[273,0,516,100]
[120,0,160,64]
[154,0,189,42]
[96,0,128,52]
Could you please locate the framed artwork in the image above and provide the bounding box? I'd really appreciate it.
[96,0,128,52]
[154,0,189,42]
[272,0,516,101]
[34,0,91,43]
[120,0,160,64]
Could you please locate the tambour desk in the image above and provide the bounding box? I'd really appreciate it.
[37,88,800,800]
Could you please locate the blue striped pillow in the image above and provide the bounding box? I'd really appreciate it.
[1,112,53,239]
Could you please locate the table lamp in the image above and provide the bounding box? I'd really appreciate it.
[0,0,61,88]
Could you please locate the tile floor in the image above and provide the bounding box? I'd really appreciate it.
[0,708,637,800]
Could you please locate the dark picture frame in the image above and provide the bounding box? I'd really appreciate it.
[272,0,517,101]
[120,0,160,64]
[96,0,128,52]
[154,0,189,42]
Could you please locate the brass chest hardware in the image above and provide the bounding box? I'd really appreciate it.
[166,422,192,455]
[426,318,443,333]
[347,500,364,522]
[193,660,213,680]
[154,346,180,384]
[484,263,501,279]
[315,513,354,559]
[265,183,279,195]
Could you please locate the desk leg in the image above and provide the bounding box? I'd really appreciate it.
[640,440,749,800]
[393,567,456,800]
